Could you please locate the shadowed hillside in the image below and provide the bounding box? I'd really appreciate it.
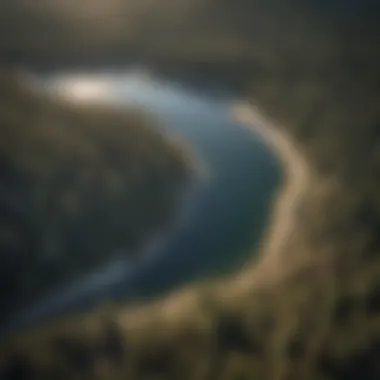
[1,0,380,379]
[0,72,195,326]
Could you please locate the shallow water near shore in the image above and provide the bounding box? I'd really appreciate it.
[5,70,282,334]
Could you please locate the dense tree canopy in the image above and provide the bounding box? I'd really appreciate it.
[0,73,195,323]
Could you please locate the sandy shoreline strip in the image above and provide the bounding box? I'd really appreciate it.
[230,101,310,286]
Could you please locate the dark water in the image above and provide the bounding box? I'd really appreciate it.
[6,70,282,332]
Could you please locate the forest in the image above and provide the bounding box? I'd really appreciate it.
[0,72,195,326]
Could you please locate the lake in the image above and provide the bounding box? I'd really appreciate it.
[5,69,282,333]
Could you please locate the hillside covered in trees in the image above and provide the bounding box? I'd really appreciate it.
[0,72,195,326]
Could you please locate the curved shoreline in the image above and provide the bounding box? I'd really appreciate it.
[120,100,311,321]
[231,102,309,279]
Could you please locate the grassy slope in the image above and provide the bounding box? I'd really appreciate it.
[1,1,380,379]
[0,72,195,326]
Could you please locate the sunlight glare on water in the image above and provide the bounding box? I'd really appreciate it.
[50,75,112,102]
[47,70,155,104]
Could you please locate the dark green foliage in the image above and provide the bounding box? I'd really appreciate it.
[215,312,262,355]
[0,73,194,323]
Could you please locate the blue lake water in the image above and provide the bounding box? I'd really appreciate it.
[6,71,282,332]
